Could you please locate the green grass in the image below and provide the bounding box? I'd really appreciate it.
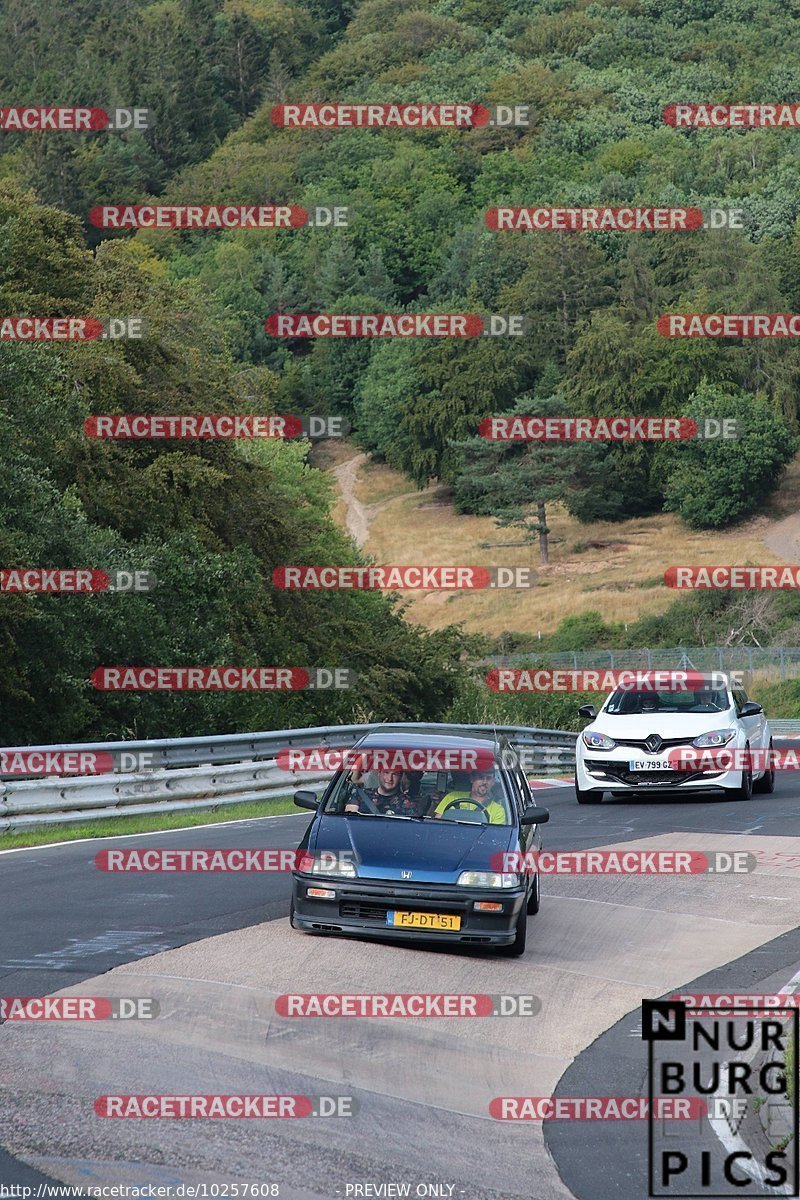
[0,796,300,850]
[787,1030,796,1111]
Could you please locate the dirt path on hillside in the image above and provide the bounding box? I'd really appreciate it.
[763,510,800,562]
[330,451,371,546]
[330,450,425,549]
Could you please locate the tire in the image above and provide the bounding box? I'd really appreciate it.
[289,895,297,927]
[575,776,603,804]
[527,871,541,914]
[753,741,775,793]
[727,745,753,802]
[498,905,528,957]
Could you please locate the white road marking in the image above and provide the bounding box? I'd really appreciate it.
[0,811,305,856]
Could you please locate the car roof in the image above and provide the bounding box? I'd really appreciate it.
[351,727,503,753]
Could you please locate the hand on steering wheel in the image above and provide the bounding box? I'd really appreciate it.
[439,798,490,822]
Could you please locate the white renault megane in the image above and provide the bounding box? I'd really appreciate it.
[574,673,773,803]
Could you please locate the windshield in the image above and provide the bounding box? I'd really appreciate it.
[322,761,513,825]
[605,686,730,715]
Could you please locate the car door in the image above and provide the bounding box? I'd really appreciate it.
[734,684,767,755]
[511,762,542,855]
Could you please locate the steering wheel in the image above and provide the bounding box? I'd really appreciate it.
[440,798,490,823]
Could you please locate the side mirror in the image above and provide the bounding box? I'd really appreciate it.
[293,789,319,811]
[578,704,597,719]
[740,701,763,717]
[520,805,550,826]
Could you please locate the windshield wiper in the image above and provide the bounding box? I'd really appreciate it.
[438,818,491,827]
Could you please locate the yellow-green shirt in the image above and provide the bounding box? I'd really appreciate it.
[433,790,506,824]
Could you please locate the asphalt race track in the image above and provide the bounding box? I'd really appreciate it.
[2,750,800,1200]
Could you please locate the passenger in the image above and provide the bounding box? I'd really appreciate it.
[344,768,423,816]
[400,769,422,800]
[432,769,506,824]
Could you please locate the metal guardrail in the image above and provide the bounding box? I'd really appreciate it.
[483,646,800,678]
[766,720,800,735]
[0,723,578,834]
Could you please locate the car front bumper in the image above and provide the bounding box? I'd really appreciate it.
[291,875,527,946]
[576,748,747,794]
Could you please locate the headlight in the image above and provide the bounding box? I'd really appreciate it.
[582,730,616,751]
[456,871,518,888]
[692,729,736,748]
[297,852,357,878]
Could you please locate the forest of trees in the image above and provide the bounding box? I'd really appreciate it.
[3,0,800,739]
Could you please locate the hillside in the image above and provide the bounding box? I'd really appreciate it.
[5,0,800,739]
[326,443,800,636]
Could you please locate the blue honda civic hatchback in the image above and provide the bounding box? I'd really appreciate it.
[290,728,550,956]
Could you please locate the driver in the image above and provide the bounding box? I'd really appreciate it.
[432,769,506,824]
[344,768,423,817]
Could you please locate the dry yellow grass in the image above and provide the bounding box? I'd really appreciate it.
[330,451,800,637]
[354,460,418,506]
[309,439,355,471]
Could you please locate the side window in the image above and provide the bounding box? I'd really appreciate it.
[515,767,532,812]
[733,687,747,715]
[504,765,528,814]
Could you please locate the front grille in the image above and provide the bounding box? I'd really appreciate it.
[340,902,389,920]
[613,737,692,752]
[339,900,463,921]
[584,759,718,786]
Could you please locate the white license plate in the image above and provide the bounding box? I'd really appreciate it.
[629,759,673,771]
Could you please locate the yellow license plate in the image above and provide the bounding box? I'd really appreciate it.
[387,911,461,931]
